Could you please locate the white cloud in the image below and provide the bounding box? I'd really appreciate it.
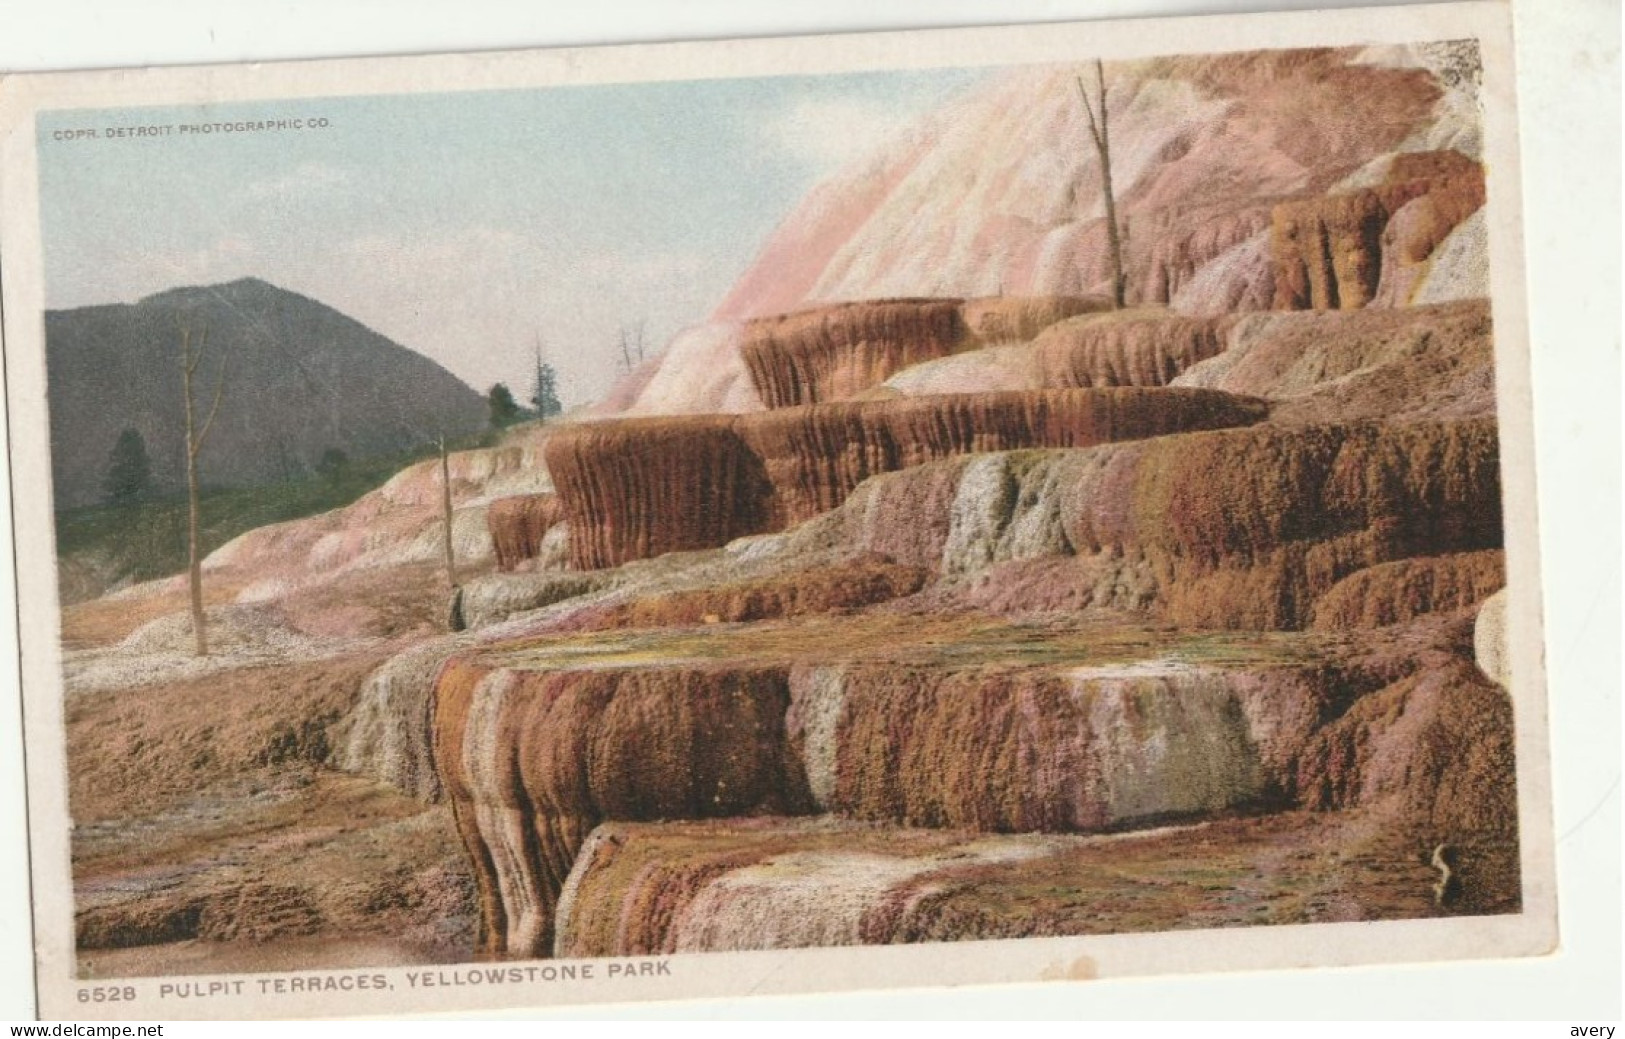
[574,248,708,283]
[756,74,989,175]
[241,161,352,201]
[763,95,922,171]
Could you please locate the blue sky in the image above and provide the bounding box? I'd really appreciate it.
[37,68,988,405]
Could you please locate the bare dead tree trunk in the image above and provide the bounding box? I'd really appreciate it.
[439,436,466,632]
[617,321,648,374]
[1077,60,1126,310]
[184,381,205,657]
[439,435,457,589]
[180,320,228,657]
[617,327,632,375]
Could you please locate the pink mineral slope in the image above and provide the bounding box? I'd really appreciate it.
[714,47,1463,321]
[608,45,1481,415]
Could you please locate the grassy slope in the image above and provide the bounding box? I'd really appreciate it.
[54,431,503,602]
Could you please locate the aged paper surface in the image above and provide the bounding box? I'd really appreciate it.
[0,1,1559,1020]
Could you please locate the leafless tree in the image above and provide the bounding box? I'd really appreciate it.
[617,320,647,374]
[437,434,458,590]
[438,434,465,631]
[1076,60,1126,309]
[179,317,229,656]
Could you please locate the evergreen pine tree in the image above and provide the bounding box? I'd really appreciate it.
[103,427,154,505]
[487,382,523,429]
[532,362,563,419]
[530,342,563,420]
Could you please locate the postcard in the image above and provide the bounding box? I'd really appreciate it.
[0,0,1557,1020]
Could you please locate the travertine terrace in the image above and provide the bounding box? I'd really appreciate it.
[414,45,1511,958]
[62,42,1517,972]
[545,387,1268,569]
[433,314,1506,960]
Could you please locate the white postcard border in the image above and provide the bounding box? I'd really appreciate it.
[0,1,1560,1020]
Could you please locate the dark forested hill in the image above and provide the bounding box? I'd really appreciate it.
[46,277,487,508]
